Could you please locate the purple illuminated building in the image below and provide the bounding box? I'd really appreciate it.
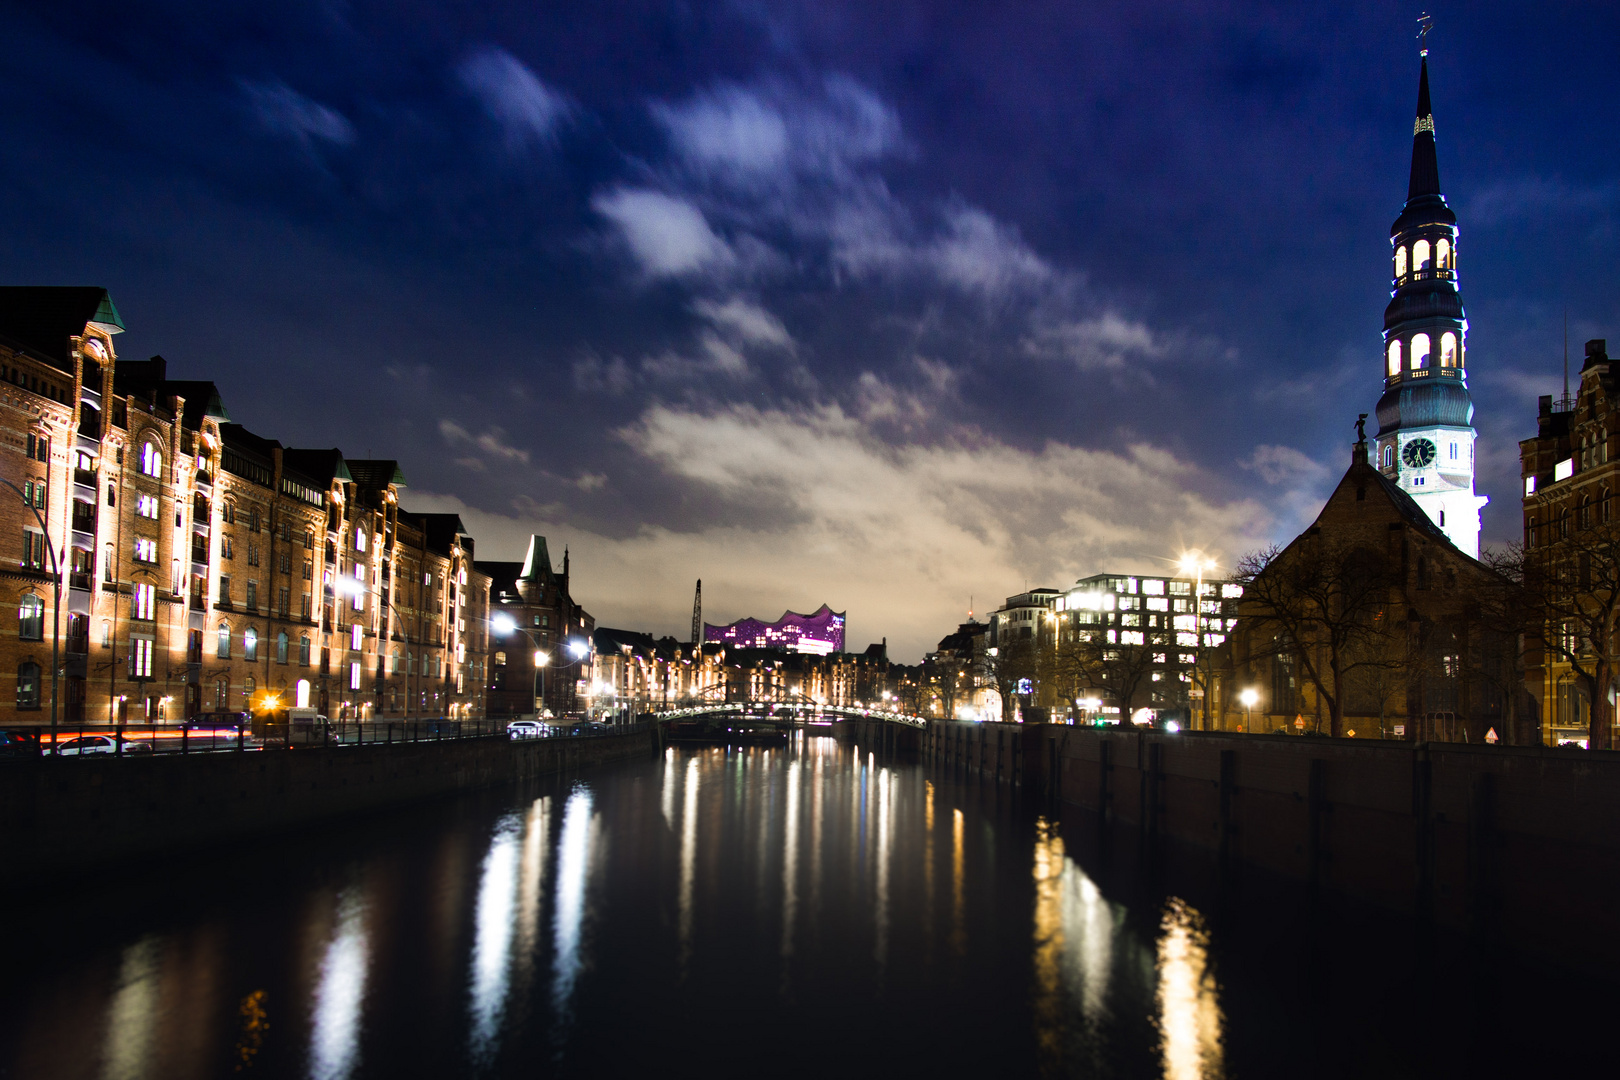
[705,604,846,655]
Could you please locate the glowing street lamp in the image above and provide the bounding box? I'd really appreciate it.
[1239,687,1259,732]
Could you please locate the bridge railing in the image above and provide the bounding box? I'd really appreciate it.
[653,703,927,729]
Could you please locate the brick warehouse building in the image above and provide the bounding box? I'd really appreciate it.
[0,287,489,726]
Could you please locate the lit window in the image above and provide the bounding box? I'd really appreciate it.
[139,442,161,477]
[349,661,361,691]
[351,623,362,651]
[355,528,366,552]
[1436,237,1451,269]
[129,636,153,679]
[134,538,157,563]
[133,583,155,620]
[18,595,43,640]
[136,494,159,519]
[244,627,258,661]
[217,622,231,658]
[1410,332,1431,370]
[299,635,311,666]
[276,631,289,663]
[1394,245,1407,279]
[1387,339,1401,376]
[1440,332,1458,368]
[1413,238,1431,270]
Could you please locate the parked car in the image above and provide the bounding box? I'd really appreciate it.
[0,729,41,758]
[186,711,251,731]
[53,734,154,756]
[506,720,548,740]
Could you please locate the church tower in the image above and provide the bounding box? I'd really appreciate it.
[1372,40,1488,557]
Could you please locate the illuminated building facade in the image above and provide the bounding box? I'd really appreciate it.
[1371,49,1488,557]
[0,287,488,726]
[479,535,594,718]
[705,603,846,655]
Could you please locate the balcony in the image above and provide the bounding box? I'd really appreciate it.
[194,469,213,493]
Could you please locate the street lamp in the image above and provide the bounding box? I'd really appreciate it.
[1239,687,1258,733]
[3,479,62,746]
[491,612,550,718]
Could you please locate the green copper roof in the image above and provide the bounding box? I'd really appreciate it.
[90,291,125,334]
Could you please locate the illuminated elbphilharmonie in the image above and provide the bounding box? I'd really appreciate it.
[704,604,846,655]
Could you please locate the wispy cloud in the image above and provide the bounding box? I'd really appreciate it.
[457,47,574,149]
[592,188,734,277]
[439,419,531,464]
[239,79,354,146]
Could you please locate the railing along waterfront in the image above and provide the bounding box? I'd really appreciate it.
[1,718,650,760]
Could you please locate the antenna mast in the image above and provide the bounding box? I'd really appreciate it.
[1563,309,1572,411]
[691,579,702,648]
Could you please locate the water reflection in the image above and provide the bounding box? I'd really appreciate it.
[551,785,596,1016]
[101,936,160,1080]
[310,886,369,1080]
[678,756,700,972]
[469,816,519,1062]
[1157,898,1224,1080]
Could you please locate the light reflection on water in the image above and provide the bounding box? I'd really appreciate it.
[309,886,368,1080]
[10,737,1252,1079]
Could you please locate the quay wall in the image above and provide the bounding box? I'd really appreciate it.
[924,720,1620,968]
[0,730,656,885]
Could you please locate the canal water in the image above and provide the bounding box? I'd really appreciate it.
[1,735,1611,1079]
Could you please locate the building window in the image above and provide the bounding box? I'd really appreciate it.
[133,583,155,621]
[304,529,314,551]
[351,623,362,651]
[17,661,40,709]
[218,575,231,603]
[1436,237,1451,269]
[391,648,401,674]
[300,593,312,619]
[134,538,157,564]
[215,677,229,709]
[244,626,258,661]
[18,594,43,640]
[276,631,289,663]
[22,529,45,571]
[278,586,290,616]
[299,634,311,666]
[349,661,361,691]
[247,542,259,567]
[222,537,233,561]
[130,636,153,679]
[217,622,231,659]
[136,494,158,519]
[1386,339,1401,377]
[246,580,258,610]
[303,558,313,581]
[1413,238,1431,270]
[1394,245,1407,279]
[139,442,161,477]
[1382,444,1394,469]
[1440,332,1458,368]
[26,432,48,463]
[244,675,255,702]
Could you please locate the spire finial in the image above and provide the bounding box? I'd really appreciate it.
[1417,12,1433,57]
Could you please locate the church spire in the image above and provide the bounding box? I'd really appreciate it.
[1407,56,1441,201]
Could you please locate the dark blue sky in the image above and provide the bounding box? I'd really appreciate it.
[4,1,1617,658]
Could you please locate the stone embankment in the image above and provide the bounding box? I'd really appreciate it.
[0,728,656,885]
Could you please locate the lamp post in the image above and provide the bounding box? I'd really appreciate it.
[3,479,62,746]
[1239,687,1258,733]
[491,612,550,718]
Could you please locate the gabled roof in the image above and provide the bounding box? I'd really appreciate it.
[164,380,232,427]
[520,535,556,582]
[282,448,352,486]
[0,287,123,371]
[345,459,407,489]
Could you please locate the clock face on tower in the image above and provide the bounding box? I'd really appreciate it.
[1402,438,1437,469]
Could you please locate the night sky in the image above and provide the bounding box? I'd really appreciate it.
[4,2,1618,659]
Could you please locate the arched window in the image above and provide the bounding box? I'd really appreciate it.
[1440,332,1458,368]
[106,485,116,507]
[140,441,162,477]
[244,626,259,661]
[1528,515,1538,548]
[276,631,289,664]
[17,661,40,709]
[299,634,311,666]
[296,678,311,708]
[1382,444,1395,469]
[391,647,401,674]
[1394,246,1407,279]
[1413,239,1431,270]
[18,595,43,641]
[1580,497,1593,530]
[1411,333,1431,370]
[217,622,231,658]
[1436,237,1451,269]
[1387,339,1402,376]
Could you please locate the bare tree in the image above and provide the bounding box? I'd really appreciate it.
[1503,516,1620,750]
[1067,631,1159,725]
[1235,539,1402,738]
[984,637,1038,722]
[924,652,970,720]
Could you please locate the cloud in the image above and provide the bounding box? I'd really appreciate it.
[239,79,354,146]
[693,297,793,349]
[1023,312,1161,371]
[409,404,1303,660]
[439,419,531,464]
[1241,444,1329,486]
[1468,176,1619,226]
[592,188,734,277]
[927,205,1052,298]
[457,48,574,148]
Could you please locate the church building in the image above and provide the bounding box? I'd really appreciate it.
[1371,47,1489,558]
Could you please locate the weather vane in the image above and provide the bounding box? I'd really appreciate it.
[1417,12,1433,56]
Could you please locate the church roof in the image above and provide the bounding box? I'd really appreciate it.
[1392,56,1456,236]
